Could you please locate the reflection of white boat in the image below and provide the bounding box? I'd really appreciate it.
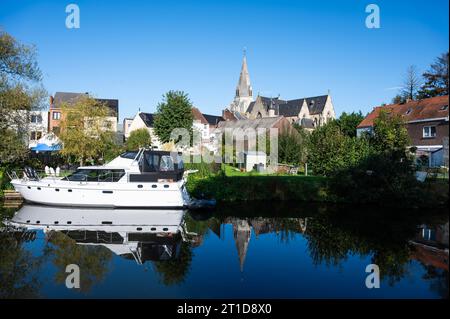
[6,205,188,264]
[10,149,191,208]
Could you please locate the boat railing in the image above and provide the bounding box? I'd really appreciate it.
[7,169,76,182]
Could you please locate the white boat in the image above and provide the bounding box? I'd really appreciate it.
[5,205,190,264]
[10,149,191,208]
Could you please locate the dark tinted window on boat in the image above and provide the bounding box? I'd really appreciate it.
[66,169,125,182]
[120,151,139,159]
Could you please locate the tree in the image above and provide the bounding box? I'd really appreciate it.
[59,96,117,166]
[153,91,194,144]
[0,30,46,165]
[417,52,449,99]
[278,129,307,165]
[371,110,411,153]
[307,122,348,176]
[126,128,151,150]
[335,111,365,138]
[400,65,421,101]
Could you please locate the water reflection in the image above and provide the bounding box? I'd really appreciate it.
[0,203,448,298]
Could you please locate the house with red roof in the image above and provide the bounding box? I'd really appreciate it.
[357,95,449,167]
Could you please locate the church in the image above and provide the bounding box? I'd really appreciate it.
[227,53,336,129]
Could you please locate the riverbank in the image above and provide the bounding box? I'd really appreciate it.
[186,173,448,208]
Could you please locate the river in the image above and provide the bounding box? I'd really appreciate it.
[0,202,448,298]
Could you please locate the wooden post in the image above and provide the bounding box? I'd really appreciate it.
[305,163,308,176]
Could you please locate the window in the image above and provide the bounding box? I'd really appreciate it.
[423,126,436,138]
[36,131,42,140]
[30,132,36,140]
[52,112,61,120]
[31,114,42,123]
[440,105,448,111]
[405,108,412,115]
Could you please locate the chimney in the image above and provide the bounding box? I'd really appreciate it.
[406,98,413,103]
[49,96,54,108]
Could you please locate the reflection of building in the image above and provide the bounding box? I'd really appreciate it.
[232,219,251,272]
[6,205,187,265]
[410,222,449,271]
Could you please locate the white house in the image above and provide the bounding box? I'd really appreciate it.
[126,112,162,149]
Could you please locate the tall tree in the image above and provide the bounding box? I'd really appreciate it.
[400,65,421,101]
[153,91,194,145]
[0,30,46,165]
[335,111,365,138]
[417,52,449,99]
[59,96,117,166]
[126,128,151,150]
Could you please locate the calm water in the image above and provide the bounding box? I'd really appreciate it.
[0,202,448,299]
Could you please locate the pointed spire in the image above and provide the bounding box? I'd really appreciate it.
[236,50,252,98]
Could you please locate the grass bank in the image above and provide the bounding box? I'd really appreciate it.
[186,165,448,207]
[187,174,332,202]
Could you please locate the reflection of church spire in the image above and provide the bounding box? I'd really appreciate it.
[233,219,251,272]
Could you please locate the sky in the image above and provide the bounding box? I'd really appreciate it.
[1,0,448,122]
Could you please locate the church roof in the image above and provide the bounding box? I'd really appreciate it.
[256,95,329,117]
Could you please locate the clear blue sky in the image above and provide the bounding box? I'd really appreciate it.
[1,0,448,121]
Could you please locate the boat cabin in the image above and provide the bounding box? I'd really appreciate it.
[66,150,184,183]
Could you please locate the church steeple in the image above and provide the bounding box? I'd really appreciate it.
[235,50,253,98]
[230,50,254,114]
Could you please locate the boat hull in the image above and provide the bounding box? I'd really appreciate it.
[11,179,189,208]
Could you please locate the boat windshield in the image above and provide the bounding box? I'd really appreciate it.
[66,169,125,182]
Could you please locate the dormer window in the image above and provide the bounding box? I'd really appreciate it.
[440,105,448,111]
[405,108,412,115]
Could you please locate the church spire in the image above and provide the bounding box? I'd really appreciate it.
[235,50,252,98]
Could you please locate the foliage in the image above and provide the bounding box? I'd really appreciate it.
[417,52,449,99]
[0,231,44,298]
[335,111,365,138]
[59,96,118,166]
[44,231,112,293]
[0,30,46,165]
[153,90,194,144]
[328,109,421,205]
[187,174,329,202]
[278,129,307,165]
[152,241,193,286]
[126,128,151,150]
[307,122,371,176]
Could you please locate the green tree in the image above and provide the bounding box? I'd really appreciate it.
[371,109,411,153]
[335,111,365,138]
[153,91,194,144]
[59,96,117,166]
[417,52,449,99]
[0,30,46,165]
[307,122,348,176]
[126,128,151,150]
[278,129,308,165]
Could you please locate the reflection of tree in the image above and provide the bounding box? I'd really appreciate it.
[303,209,421,285]
[422,265,449,299]
[152,241,193,286]
[0,232,43,298]
[43,231,112,293]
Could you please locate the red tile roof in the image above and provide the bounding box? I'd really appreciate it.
[357,95,449,128]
